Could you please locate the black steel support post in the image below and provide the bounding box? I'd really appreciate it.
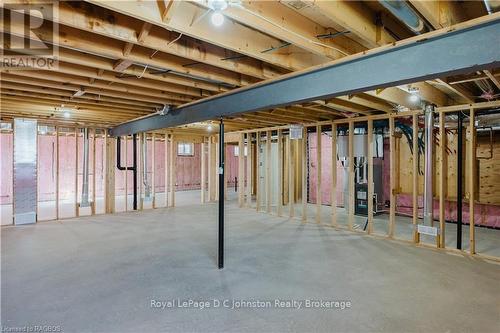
[117,134,138,210]
[218,119,224,269]
[456,112,463,249]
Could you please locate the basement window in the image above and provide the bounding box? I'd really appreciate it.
[177,142,194,156]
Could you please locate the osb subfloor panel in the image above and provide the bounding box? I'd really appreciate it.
[2,194,499,333]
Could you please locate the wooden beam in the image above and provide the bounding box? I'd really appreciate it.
[367,120,374,234]
[389,117,396,237]
[316,125,322,223]
[331,123,337,227]
[123,42,134,57]
[113,59,134,72]
[137,22,152,44]
[484,70,500,90]
[348,122,354,230]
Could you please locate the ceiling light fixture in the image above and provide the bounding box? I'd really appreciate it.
[207,124,213,132]
[64,111,71,118]
[208,0,228,27]
[408,87,420,103]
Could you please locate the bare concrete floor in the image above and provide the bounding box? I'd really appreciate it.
[2,195,499,333]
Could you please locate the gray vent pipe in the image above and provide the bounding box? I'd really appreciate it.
[423,104,434,226]
[378,0,428,34]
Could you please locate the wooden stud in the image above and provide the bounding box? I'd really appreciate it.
[266,130,271,214]
[412,114,419,243]
[389,117,396,237]
[302,127,307,222]
[201,137,206,203]
[208,136,214,202]
[316,125,322,223]
[256,132,261,212]
[246,133,252,208]
[169,134,175,207]
[75,128,79,217]
[164,133,169,207]
[55,126,59,220]
[105,130,115,214]
[92,128,96,215]
[238,133,244,207]
[152,133,156,208]
[139,134,144,210]
[439,112,446,248]
[348,122,354,230]
[124,136,128,211]
[367,120,374,234]
[277,129,283,216]
[288,134,295,218]
[331,123,337,227]
[469,107,476,254]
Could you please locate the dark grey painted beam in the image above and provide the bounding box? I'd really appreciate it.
[110,17,500,136]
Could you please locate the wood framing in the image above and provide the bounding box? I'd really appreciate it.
[288,134,295,218]
[348,122,354,230]
[246,133,252,208]
[256,132,261,212]
[439,112,446,248]
[302,127,308,223]
[105,130,115,214]
[389,117,396,237]
[331,123,337,227]
[169,134,175,207]
[316,125,322,223]
[238,133,244,207]
[277,129,283,216]
[469,108,476,254]
[201,138,206,204]
[367,120,374,234]
[266,131,271,214]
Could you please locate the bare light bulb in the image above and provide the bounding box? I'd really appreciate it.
[409,93,420,103]
[64,111,71,118]
[211,11,224,26]
[207,124,213,132]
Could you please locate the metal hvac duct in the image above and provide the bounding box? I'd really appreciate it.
[378,0,428,34]
[423,104,434,226]
[80,128,90,207]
